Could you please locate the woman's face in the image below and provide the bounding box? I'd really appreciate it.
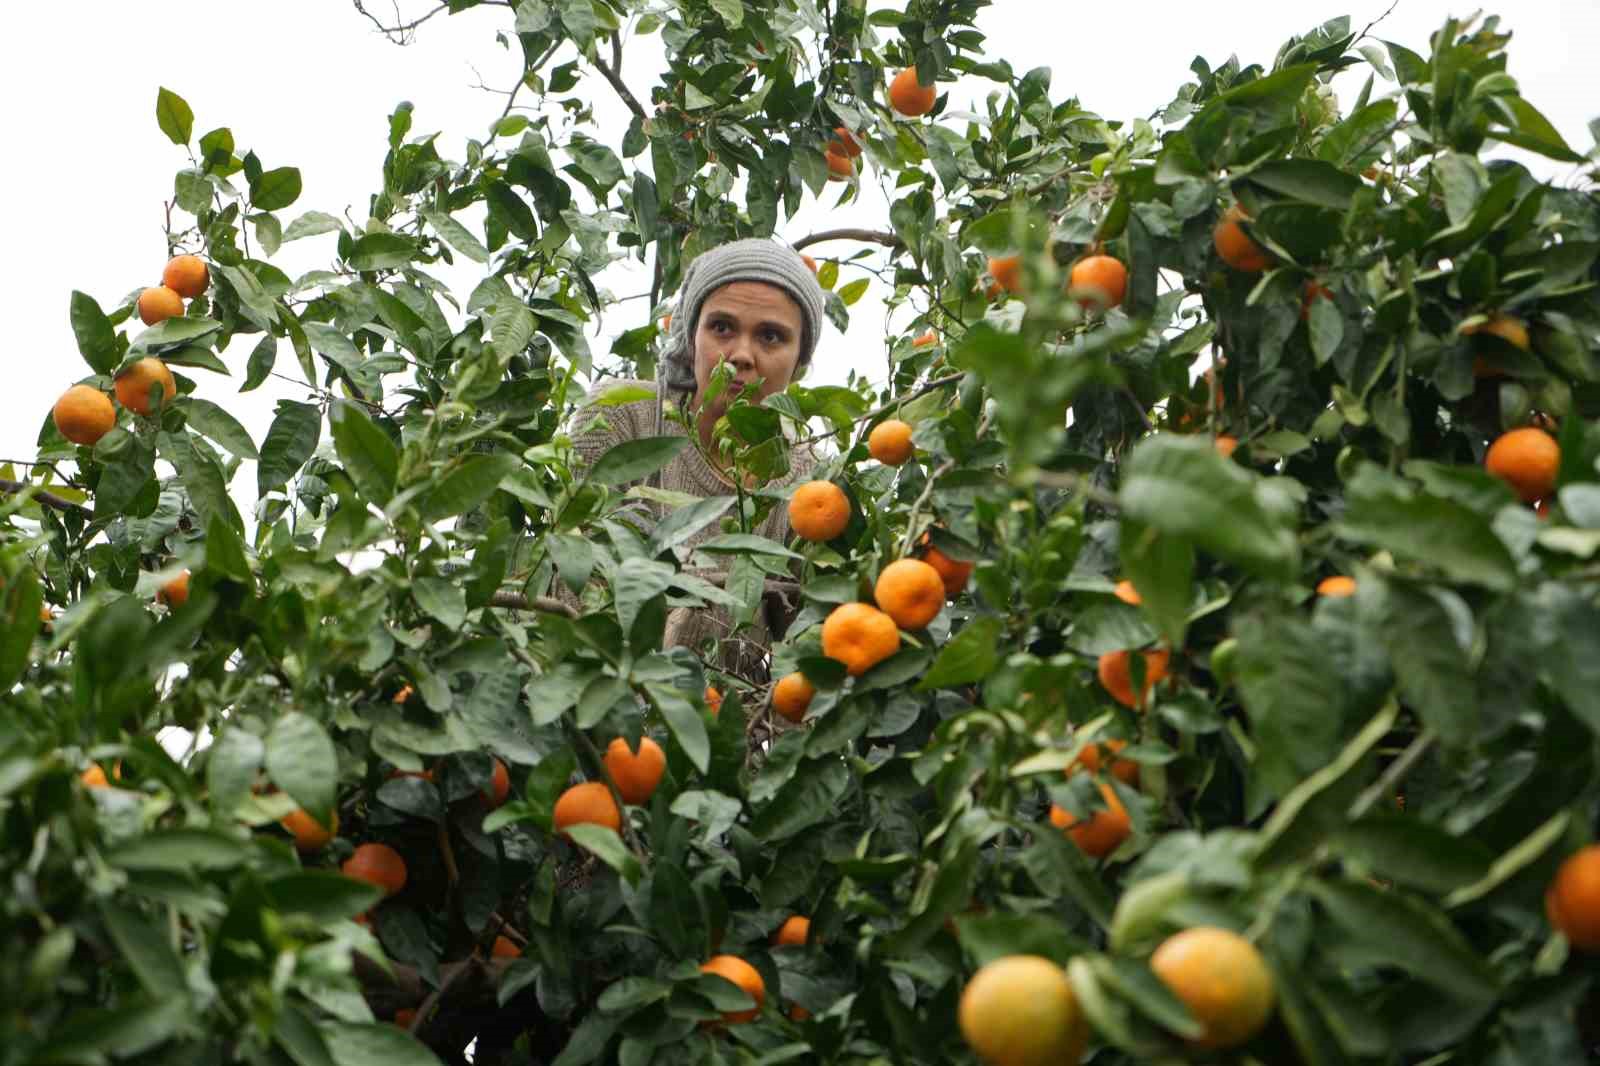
[691,281,804,416]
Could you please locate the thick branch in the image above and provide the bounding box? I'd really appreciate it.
[0,479,92,516]
[793,228,904,252]
[489,590,581,617]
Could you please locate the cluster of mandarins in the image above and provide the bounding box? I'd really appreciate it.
[1211,206,1563,505]
[51,255,206,451]
[815,64,937,184]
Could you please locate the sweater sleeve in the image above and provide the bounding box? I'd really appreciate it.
[569,381,659,477]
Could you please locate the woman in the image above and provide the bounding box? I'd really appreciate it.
[570,238,826,680]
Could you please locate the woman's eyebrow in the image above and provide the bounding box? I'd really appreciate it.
[704,311,795,334]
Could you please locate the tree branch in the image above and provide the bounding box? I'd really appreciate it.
[488,590,581,617]
[0,479,92,516]
[592,36,647,121]
[792,228,904,252]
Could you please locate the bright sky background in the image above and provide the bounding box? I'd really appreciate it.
[3,2,1594,501]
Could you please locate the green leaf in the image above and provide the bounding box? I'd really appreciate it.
[423,208,488,264]
[585,436,690,486]
[266,712,338,826]
[918,617,1002,690]
[156,87,194,145]
[207,726,264,816]
[564,824,641,884]
[1118,519,1194,648]
[321,1023,445,1066]
[414,453,519,522]
[1530,582,1600,737]
[1338,466,1517,591]
[1380,581,1479,739]
[99,902,187,996]
[1308,879,1499,1004]
[1330,815,1492,893]
[1308,295,1343,366]
[1235,611,1357,802]
[284,211,344,243]
[70,291,118,374]
[258,400,321,498]
[646,684,710,774]
[181,397,258,458]
[707,0,743,28]
[557,0,597,51]
[130,315,223,352]
[347,232,418,271]
[491,303,536,361]
[266,872,383,924]
[647,496,735,555]
[837,277,870,306]
[749,758,849,840]
[107,830,251,872]
[162,432,242,537]
[251,167,303,211]
[329,401,399,505]
[1245,159,1362,210]
[1118,434,1298,580]
[0,565,42,691]
[205,512,253,585]
[412,576,467,630]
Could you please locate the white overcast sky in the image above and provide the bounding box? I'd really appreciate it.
[3,2,1594,495]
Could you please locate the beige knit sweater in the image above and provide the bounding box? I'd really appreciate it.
[569,380,816,681]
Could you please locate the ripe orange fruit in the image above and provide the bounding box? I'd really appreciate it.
[920,537,975,597]
[1464,313,1530,352]
[1214,435,1239,459]
[491,934,522,958]
[828,127,862,157]
[660,312,672,331]
[888,67,936,116]
[81,763,112,789]
[772,915,810,947]
[1536,497,1553,520]
[874,558,946,630]
[602,736,666,805]
[1112,580,1141,605]
[483,758,511,808]
[53,385,117,446]
[392,685,414,705]
[788,480,850,541]
[822,602,902,676]
[789,1005,811,1022]
[824,147,854,180]
[158,570,191,608]
[700,954,766,1024]
[137,285,185,326]
[1213,205,1271,273]
[162,254,210,299]
[1050,782,1131,858]
[1546,845,1600,951]
[1069,739,1139,787]
[281,808,338,852]
[911,331,937,347]
[1485,427,1559,503]
[705,686,723,716]
[1096,649,1170,709]
[342,842,408,897]
[1299,281,1334,321]
[393,1007,417,1029]
[800,253,818,274]
[1317,575,1356,598]
[1070,254,1128,310]
[988,254,1023,294]
[1149,926,1276,1048]
[868,418,915,466]
[771,672,816,723]
[959,954,1088,1066]
[553,781,621,836]
[114,357,176,416]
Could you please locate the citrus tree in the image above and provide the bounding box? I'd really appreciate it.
[6,4,1600,1064]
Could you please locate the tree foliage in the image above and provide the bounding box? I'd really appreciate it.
[5,4,1600,1065]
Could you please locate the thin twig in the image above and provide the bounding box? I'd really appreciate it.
[792,228,904,252]
[489,589,581,617]
[1349,728,1436,820]
[408,955,481,1035]
[592,37,647,121]
[792,372,965,446]
[0,479,93,516]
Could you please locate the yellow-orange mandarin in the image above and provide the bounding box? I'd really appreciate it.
[788,480,850,541]
[700,955,766,1024]
[771,672,816,723]
[821,602,901,676]
[888,67,936,116]
[602,736,666,805]
[552,781,621,835]
[874,558,945,630]
[53,385,116,446]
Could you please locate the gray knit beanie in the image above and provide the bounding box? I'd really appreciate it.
[660,238,826,397]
